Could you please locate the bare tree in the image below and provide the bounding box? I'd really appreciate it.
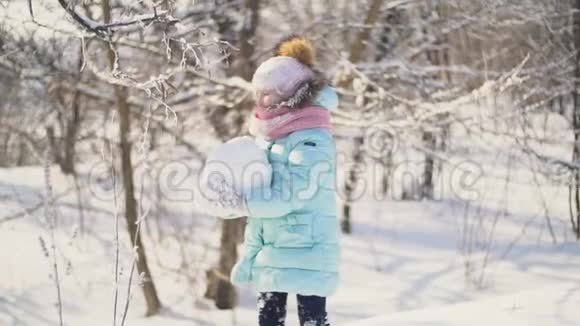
[339,0,384,234]
[204,0,262,310]
[571,0,580,238]
[421,0,452,200]
[100,0,162,316]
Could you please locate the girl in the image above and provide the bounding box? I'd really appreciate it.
[211,36,340,326]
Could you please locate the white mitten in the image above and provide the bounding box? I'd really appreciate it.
[196,136,271,218]
[199,170,248,218]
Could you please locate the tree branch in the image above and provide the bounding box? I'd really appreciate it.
[56,0,178,36]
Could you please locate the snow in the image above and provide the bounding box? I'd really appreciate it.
[0,0,80,38]
[345,283,580,326]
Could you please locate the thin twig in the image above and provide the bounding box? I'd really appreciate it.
[27,0,34,20]
[43,148,64,326]
[108,111,120,326]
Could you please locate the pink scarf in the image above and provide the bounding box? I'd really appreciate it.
[249,105,331,140]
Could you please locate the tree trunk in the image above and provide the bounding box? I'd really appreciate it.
[571,0,580,239]
[205,0,261,310]
[341,136,364,234]
[46,126,63,169]
[374,8,401,198]
[381,151,393,196]
[61,47,83,175]
[339,0,384,234]
[102,0,162,316]
[420,1,451,200]
[61,89,80,175]
[117,85,161,316]
[421,130,436,199]
[204,219,241,308]
[16,139,26,166]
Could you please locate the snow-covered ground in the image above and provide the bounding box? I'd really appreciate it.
[345,283,580,326]
[1,111,580,326]
[1,162,579,326]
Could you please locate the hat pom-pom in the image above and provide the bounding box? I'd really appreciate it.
[274,35,316,67]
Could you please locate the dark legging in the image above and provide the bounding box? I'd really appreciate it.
[258,292,329,326]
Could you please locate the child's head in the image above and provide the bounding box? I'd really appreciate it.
[252,36,329,110]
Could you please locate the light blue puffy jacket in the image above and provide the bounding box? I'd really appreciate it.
[230,87,340,297]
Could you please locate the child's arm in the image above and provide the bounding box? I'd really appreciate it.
[245,133,335,218]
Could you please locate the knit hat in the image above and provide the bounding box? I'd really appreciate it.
[252,36,324,109]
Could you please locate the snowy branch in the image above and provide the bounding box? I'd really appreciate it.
[56,0,178,36]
